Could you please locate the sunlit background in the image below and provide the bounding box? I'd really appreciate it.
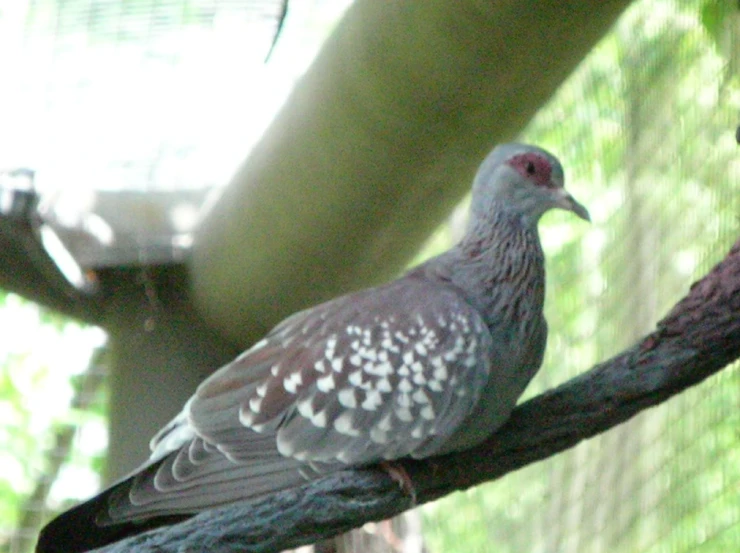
[1,0,738,552]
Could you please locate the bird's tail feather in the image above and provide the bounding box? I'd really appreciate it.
[35,471,189,553]
[35,452,309,553]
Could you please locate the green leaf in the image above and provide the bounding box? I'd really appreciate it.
[700,0,733,49]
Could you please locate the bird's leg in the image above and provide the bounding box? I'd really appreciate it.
[379,461,417,505]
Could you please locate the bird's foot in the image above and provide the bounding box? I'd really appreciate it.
[379,461,417,505]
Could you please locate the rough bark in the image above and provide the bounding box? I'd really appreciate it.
[90,238,740,553]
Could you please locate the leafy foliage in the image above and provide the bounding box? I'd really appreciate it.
[0,293,107,553]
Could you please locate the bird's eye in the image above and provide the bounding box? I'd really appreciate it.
[508,153,554,187]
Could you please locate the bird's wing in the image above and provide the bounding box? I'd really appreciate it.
[105,277,494,523]
[190,277,494,464]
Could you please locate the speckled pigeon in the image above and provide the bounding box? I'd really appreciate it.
[36,143,589,553]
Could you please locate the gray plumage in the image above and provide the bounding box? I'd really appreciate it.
[37,143,589,553]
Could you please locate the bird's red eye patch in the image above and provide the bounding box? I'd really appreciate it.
[508,153,553,188]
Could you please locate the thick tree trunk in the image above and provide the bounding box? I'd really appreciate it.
[190,0,632,347]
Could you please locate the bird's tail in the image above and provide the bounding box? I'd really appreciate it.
[35,469,190,553]
[35,447,310,553]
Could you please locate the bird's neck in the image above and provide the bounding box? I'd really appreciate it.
[422,210,546,330]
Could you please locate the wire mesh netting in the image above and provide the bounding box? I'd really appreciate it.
[422,1,740,551]
[1,0,739,552]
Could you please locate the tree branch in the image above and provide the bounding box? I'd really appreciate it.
[92,238,740,553]
[0,213,102,323]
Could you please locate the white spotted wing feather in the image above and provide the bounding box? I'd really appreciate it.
[194,277,494,464]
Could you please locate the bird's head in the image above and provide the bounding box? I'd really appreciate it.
[470,143,590,226]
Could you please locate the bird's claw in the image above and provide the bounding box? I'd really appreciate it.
[379,461,417,505]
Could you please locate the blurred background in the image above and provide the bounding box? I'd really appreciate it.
[0,0,738,552]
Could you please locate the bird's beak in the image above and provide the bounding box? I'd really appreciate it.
[554,189,590,222]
